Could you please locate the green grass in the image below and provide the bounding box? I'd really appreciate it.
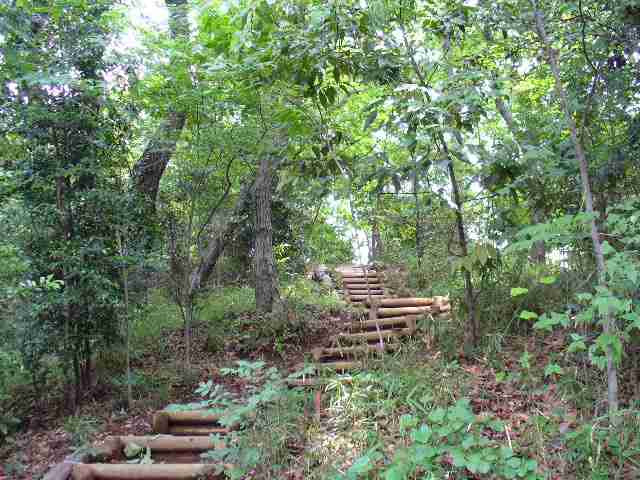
[131,289,183,354]
[199,286,256,324]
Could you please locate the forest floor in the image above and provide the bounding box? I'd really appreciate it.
[1,284,636,479]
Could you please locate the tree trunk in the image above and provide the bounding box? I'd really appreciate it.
[371,219,381,262]
[532,2,618,422]
[530,208,546,263]
[118,232,133,410]
[134,112,187,205]
[183,298,193,370]
[413,166,426,288]
[255,156,279,313]
[132,0,188,207]
[441,137,479,349]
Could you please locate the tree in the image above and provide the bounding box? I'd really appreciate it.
[254,154,280,312]
[1,0,137,409]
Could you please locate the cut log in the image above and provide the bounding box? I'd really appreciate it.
[71,464,219,480]
[342,277,380,284]
[377,306,431,318]
[349,294,386,301]
[346,315,417,331]
[161,410,223,423]
[105,435,224,455]
[311,344,397,361]
[364,297,434,308]
[347,289,385,295]
[317,360,362,371]
[168,425,231,436]
[342,282,384,290]
[152,410,227,434]
[332,327,415,343]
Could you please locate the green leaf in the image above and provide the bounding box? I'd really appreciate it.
[124,442,143,459]
[511,287,529,297]
[411,424,432,443]
[466,452,491,474]
[544,363,564,376]
[428,407,446,424]
[347,454,376,476]
[449,447,466,467]
[540,275,557,285]
[519,310,538,320]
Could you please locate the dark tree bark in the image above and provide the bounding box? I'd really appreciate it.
[132,0,188,206]
[134,112,187,204]
[254,156,279,313]
[371,219,382,262]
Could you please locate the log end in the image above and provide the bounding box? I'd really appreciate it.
[152,411,170,434]
[71,465,93,480]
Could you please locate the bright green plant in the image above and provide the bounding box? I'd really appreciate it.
[340,399,540,479]
[191,361,312,479]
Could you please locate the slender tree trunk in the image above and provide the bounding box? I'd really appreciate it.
[412,161,427,288]
[255,156,279,313]
[532,3,619,421]
[530,208,546,263]
[184,298,193,370]
[414,174,425,288]
[441,137,479,348]
[118,232,133,410]
[371,219,381,262]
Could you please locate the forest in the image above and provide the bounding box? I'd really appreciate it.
[1,0,639,478]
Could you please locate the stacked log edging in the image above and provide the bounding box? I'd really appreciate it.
[44,408,230,480]
[301,265,452,374]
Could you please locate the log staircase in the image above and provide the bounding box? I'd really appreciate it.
[291,264,452,382]
[44,407,233,479]
[44,264,452,479]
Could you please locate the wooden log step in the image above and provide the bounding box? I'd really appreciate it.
[340,273,376,279]
[71,463,219,480]
[344,282,383,289]
[346,289,385,295]
[311,344,398,361]
[346,315,418,331]
[152,410,234,435]
[160,410,223,423]
[167,425,231,436]
[349,294,387,301]
[377,306,432,318]
[317,360,362,371]
[364,297,434,308]
[342,277,380,284]
[100,435,224,458]
[332,327,415,343]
